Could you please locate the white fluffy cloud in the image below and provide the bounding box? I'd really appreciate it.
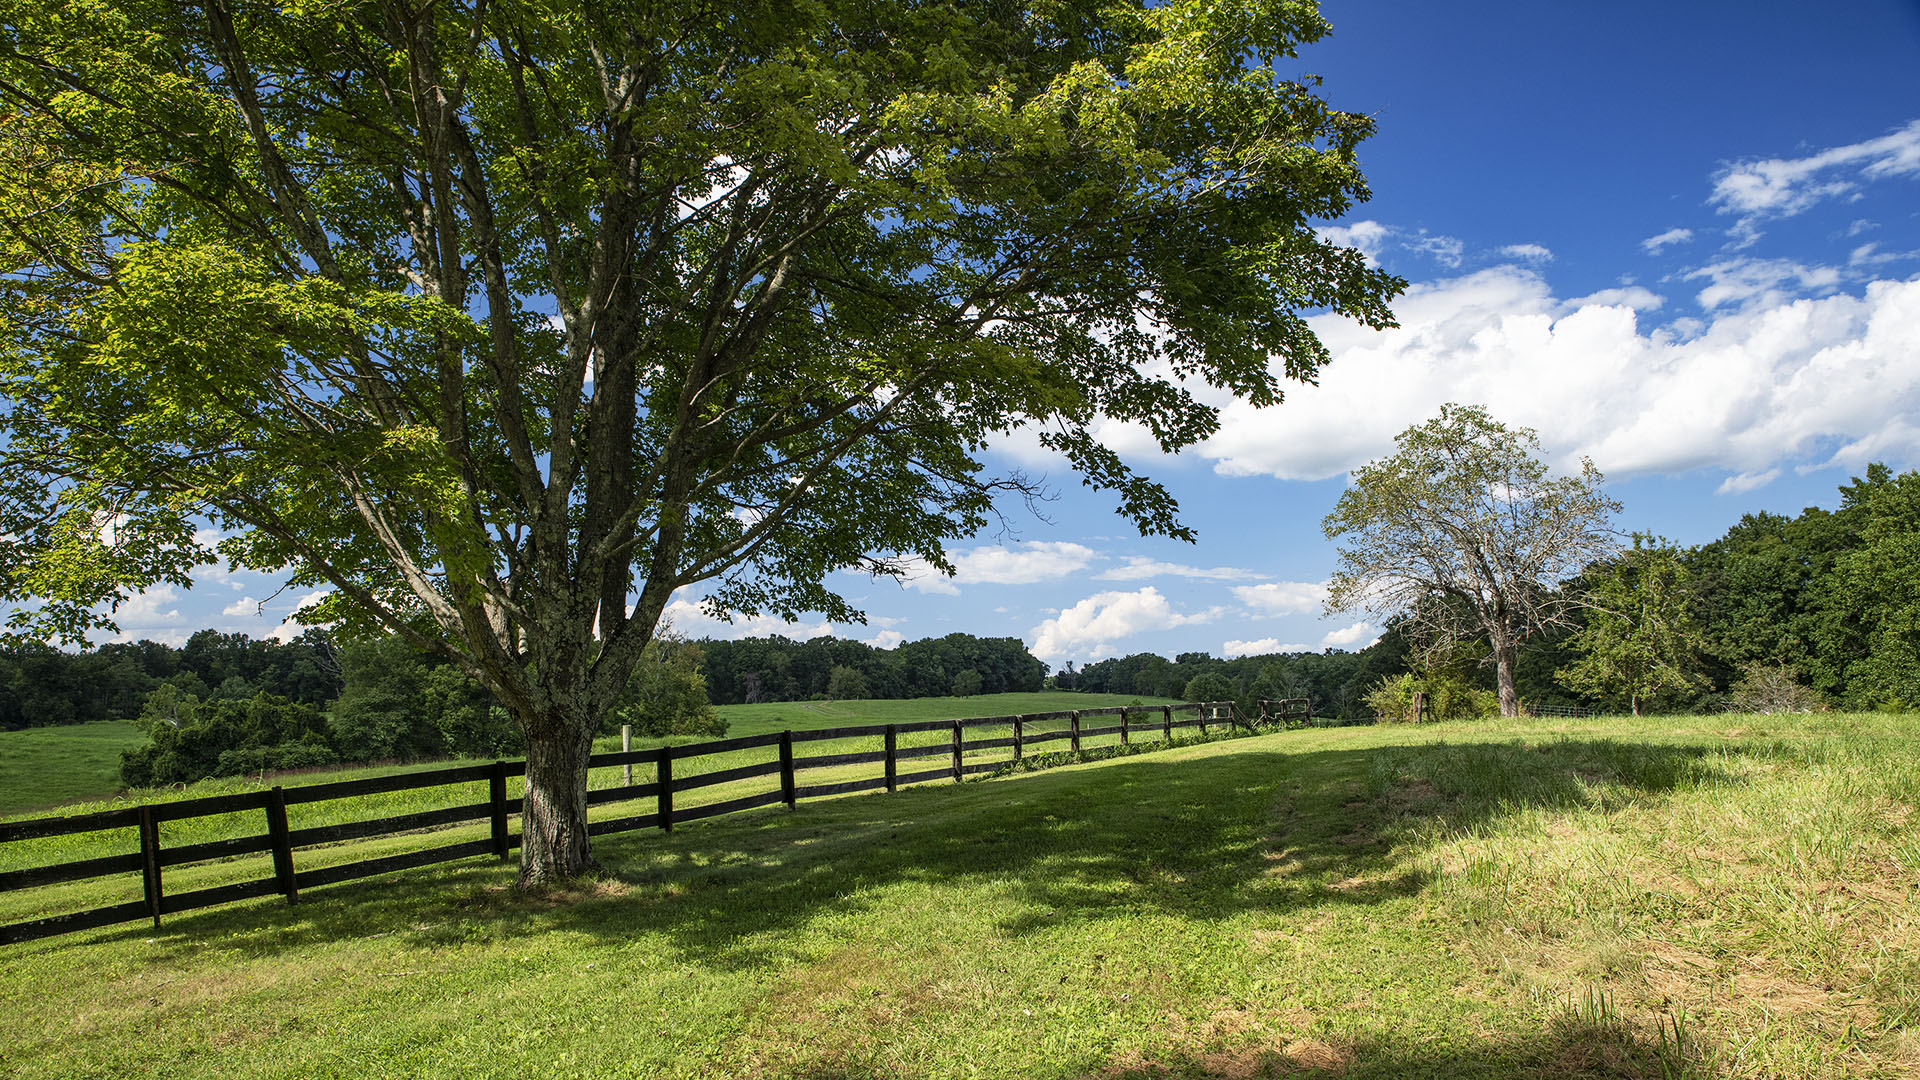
[661,598,833,641]
[1500,243,1553,263]
[1711,120,1920,242]
[1028,586,1220,662]
[900,541,1098,595]
[1220,637,1319,658]
[265,589,334,643]
[1641,228,1694,254]
[1685,257,1844,310]
[1196,267,1920,489]
[1097,557,1262,582]
[107,586,182,634]
[1320,621,1377,649]
[1315,220,1464,268]
[221,597,260,618]
[1221,637,1282,657]
[1230,580,1329,616]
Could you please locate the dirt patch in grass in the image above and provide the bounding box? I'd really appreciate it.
[1088,1034,1356,1080]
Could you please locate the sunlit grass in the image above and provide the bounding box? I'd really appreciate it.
[0,721,146,814]
[3,711,1917,1078]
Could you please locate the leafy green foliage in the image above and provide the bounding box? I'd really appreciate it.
[1557,535,1710,715]
[610,637,726,739]
[1361,670,1498,723]
[331,635,520,761]
[120,692,335,787]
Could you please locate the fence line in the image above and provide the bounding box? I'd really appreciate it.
[1,701,1252,946]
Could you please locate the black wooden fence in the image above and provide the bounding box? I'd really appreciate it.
[1,701,1246,946]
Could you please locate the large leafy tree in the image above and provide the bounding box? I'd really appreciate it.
[0,0,1400,881]
[1323,405,1619,716]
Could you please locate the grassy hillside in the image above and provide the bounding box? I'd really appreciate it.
[0,721,146,815]
[3,712,1917,1078]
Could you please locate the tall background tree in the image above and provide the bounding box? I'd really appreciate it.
[1323,404,1619,716]
[0,0,1401,881]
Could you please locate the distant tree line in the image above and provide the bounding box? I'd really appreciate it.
[696,633,1045,704]
[1059,641,1409,722]
[1,629,722,788]
[6,463,1912,784]
[1532,463,1920,715]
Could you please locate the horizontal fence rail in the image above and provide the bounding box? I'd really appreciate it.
[1,701,1255,946]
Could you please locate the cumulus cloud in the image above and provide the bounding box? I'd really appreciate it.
[899,541,1098,595]
[1195,267,1920,487]
[1315,220,1467,269]
[1716,469,1781,495]
[1316,220,1392,264]
[264,589,334,643]
[1711,119,1920,242]
[1641,228,1694,254]
[1685,257,1844,311]
[1097,557,1262,582]
[111,586,182,628]
[221,597,261,618]
[1027,586,1220,662]
[1320,621,1377,649]
[1500,243,1553,263]
[1231,581,1329,616]
[1409,230,1465,268]
[1569,285,1665,311]
[662,597,833,641]
[864,629,905,650]
[1221,637,1316,658]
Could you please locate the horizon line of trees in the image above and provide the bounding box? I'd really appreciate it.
[4,461,1913,782]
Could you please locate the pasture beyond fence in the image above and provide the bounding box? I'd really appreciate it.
[0,701,1247,946]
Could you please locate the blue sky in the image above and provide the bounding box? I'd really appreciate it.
[105,1,1920,670]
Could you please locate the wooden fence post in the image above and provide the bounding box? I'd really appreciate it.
[1198,704,1208,738]
[622,725,633,786]
[780,730,797,808]
[950,719,963,782]
[1069,710,1081,755]
[1013,715,1024,762]
[658,745,675,832]
[137,803,163,929]
[885,724,898,793]
[265,786,298,903]
[489,761,510,861]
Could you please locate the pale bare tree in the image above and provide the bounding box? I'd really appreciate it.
[1323,404,1620,716]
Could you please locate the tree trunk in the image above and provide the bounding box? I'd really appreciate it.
[1494,637,1520,718]
[517,716,600,885]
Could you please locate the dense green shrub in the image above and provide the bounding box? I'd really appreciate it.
[121,693,332,787]
[1363,671,1498,723]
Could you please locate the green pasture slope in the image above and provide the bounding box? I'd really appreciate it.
[4,711,1919,1079]
[0,721,147,815]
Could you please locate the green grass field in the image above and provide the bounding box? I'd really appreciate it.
[0,720,147,815]
[3,711,1918,1078]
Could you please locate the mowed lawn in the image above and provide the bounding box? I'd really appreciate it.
[4,712,1919,1079]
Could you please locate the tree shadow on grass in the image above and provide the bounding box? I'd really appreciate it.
[65,733,1735,969]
